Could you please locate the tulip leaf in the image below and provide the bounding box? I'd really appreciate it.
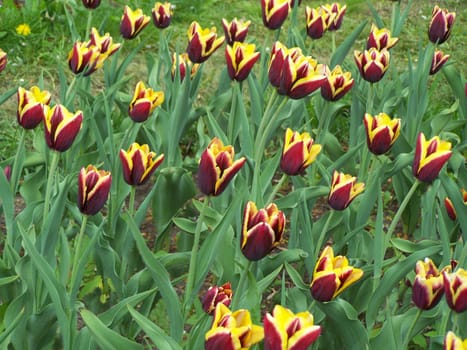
[172,217,207,234]
[0,87,16,105]
[284,262,309,291]
[365,1,384,29]
[330,19,368,68]
[442,65,467,118]
[257,265,283,295]
[440,173,467,241]
[274,186,328,209]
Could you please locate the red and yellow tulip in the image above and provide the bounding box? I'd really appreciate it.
[171,53,200,81]
[82,0,100,9]
[44,104,83,152]
[17,86,51,129]
[186,21,225,64]
[119,143,164,186]
[444,331,467,350]
[328,170,364,210]
[120,6,150,40]
[354,48,390,83]
[320,65,354,101]
[366,24,399,51]
[412,258,446,310]
[77,165,112,216]
[152,2,173,29]
[305,6,334,39]
[322,3,346,31]
[430,49,450,75]
[222,18,250,46]
[363,113,401,155]
[88,27,121,57]
[443,268,467,313]
[225,42,260,82]
[280,128,321,175]
[201,282,233,315]
[67,42,101,76]
[128,81,165,123]
[261,0,290,30]
[428,5,456,45]
[0,49,6,73]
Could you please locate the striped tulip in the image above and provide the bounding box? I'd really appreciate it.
[89,28,120,57]
[17,86,51,129]
[171,53,200,81]
[280,128,321,175]
[412,258,446,310]
[305,6,334,39]
[261,0,290,30]
[320,65,354,101]
[264,305,321,350]
[67,41,101,76]
[443,268,467,313]
[44,104,83,152]
[444,331,467,350]
[82,0,100,9]
[225,42,260,82]
[412,132,452,183]
[128,81,164,122]
[119,143,164,186]
[120,6,150,40]
[366,24,399,51]
[222,18,250,46]
[0,48,7,73]
[428,5,456,45]
[78,165,112,216]
[430,49,450,75]
[310,246,363,302]
[354,48,390,83]
[187,21,225,64]
[328,170,364,211]
[201,282,233,315]
[152,2,173,29]
[363,113,401,155]
[322,3,346,31]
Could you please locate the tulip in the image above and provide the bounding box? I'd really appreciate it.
[428,5,456,45]
[222,18,250,46]
[322,3,346,31]
[412,258,446,310]
[119,143,164,186]
[44,104,83,152]
[320,65,354,101]
[280,128,321,175]
[152,2,173,29]
[201,282,233,315]
[120,6,150,40]
[268,41,301,89]
[443,268,467,313]
[366,24,399,51]
[263,305,321,350]
[0,49,7,73]
[197,137,246,196]
[171,52,200,81]
[77,165,112,216]
[67,41,102,76]
[444,197,458,221]
[241,201,286,261]
[88,28,120,57]
[305,6,334,39]
[412,132,452,183]
[186,21,225,64]
[225,42,260,82]
[82,0,100,9]
[261,0,290,30]
[430,49,450,75]
[17,86,51,129]
[205,304,264,350]
[328,170,364,211]
[444,331,467,350]
[354,48,390,83]
[363,113,401,155]
[128,81,165,123]
[3,165,11,182]
[310,245,363,302]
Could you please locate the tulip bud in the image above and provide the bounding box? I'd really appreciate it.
[366,24,399,51]
[197,137,246,196]
[120,6,150,40]
[44,105,83,152]
[444,197,457,221]
[430,49,450,75]
[120,143,164,186]
[310,246,363,302]
[128,81,165,123]
[322,3,346,31]
[280,128,321,175]
[201,282,233,315]
[3,165,11,182]
[88,28,120,57]
[412,258,446,310]
[412,132,452,183]
[328,170,364,211]
[305,6,334,39]
[443,268,467,313]
[363,113,401,155]
[0,49,7,73]
[225,42,260,82]
[241,201,286,261]
[443,331,467,350]
[205,304,264,350]
[82,0,100,9]
[186,22,225,64]
[354,48,390,83]
[320,65,354,101]
[264,305,321,350]
[428,5,456,45]
[152,2,173,29]
[17,86,51,129]
[171,53,200,81]
[222,18,250,46]
[261,0,290,30]
[78,165,112,216]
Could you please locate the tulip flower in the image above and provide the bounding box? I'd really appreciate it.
[88,28,121,57]
[120,6,150,40]
[322,3,346,31]
[305,6,334,39]
[268,41,301,89]
[152,2,172,29]
[444,197,457,221]
[412,258,446,310]
[67,41,102,76]
[128,81,165,123]
[428,5,456,45]
[363,113,401,155]
[119,143,164,186]
[3,165,11,182]
[261,0,290,30]
[0,49,7,73]
[366,24,399,51]
[310,246,363,302]
[320,65,354,101]
[77,165,112,216]
[280,128,321,175]
[354,48,390,83]
[186,21,225,64]
[171,53,200,81]
[430,49,450,75]
[197,137,246,196]
[443,268,467,313]
[44,105,83,152]
[201,282,233,315]
[17,86,51,129]
[444,331,467,350]
[412,132,452,183]
[82,0,100,9]
[225,42,260,82]
[241,201,286,261]
[328,170,364,211]
[222,18,250,46]
[205,304,264,350]
[263,305,321,350]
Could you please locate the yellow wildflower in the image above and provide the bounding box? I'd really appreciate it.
[16,23,31,36]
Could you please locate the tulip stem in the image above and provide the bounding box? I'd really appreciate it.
[227,83,240,144]
[386,180,420,239]
[85,10,93,39]
[65,76,78,106]
[42,151,60,231]
[128,186,136,216]
[266,174,288,205]
[366,82,374,115]
[232,260,252,310]
[10,128,26,194]
[70,215,88,297]
[402,308,422,349]
[314,210,335,263]
[184,195,210,317]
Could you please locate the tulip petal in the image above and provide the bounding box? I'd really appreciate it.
[241,222,275,261]
[288,326,321,350]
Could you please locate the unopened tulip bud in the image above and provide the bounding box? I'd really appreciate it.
[354,48,390,83]
[305,6,334,39]
[152,2,173,29]
[82,0,100,9]
[444,198,457,221]
[120,143,164,186]
[430,49,450,75]
[428,5,456,45]
[363,113,401,155]
[44,105,83,152]
[171,53,199,81]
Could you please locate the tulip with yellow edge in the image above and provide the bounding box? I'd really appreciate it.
[320,65,354,101]
[261,0,290,30]
[366,24,399,50]
[152,2,173,29]
[17,86,51,129]
[428,5,456,45]
[225,42,260,82]
[354,47,390,83]
[186,21,225,64]
[444,331,467,350]
[128,81,165,123]
[44,105,83,152]
[328,170,364,211]
[363,113,401,155]
[280,128,321,175]
[120,6,150,40]
[119,143,164,186]
[412,258,447,310]
[222,18,250,46]
[443,268,467,313]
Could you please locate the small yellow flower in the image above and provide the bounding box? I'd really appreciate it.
[16,23,31,36]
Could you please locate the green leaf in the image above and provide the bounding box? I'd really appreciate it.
[330,20,368,68]
[257,265,283,295]
[0,87,16,105]
[0,275,19,286]
[284,262,309,291]
[442,65,467,118]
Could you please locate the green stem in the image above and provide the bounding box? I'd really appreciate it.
[128,186,136,216]
[266,174,288,205]
[314,210,335,263]
[10,128,26,194]
[85,10,93,39]
[227,83,240,144]
[42,151,60,231]
[69,215,89,297]
[439,308,451,337]
[386,180,420,239]
[65,75,78,106]
[331,31,336,54]
[366,82,374,115]
[457,239,467,268]
[184,196,210,316]
[231,260,252,310]
[402,308,422,349]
